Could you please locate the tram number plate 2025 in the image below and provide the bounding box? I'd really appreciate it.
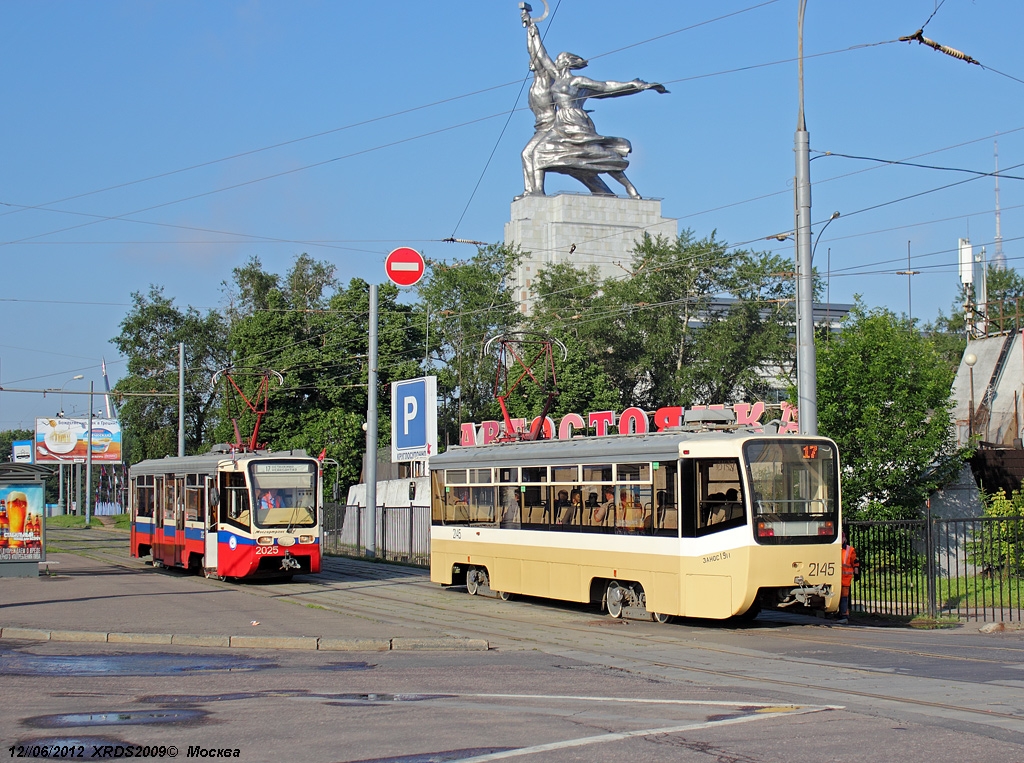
[255,545,280,555]
[808,561,835,577]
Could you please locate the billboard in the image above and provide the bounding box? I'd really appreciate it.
[0,483,44,562]
[34,418,122,464]
[391,376,437,463]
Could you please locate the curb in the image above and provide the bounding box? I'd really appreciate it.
[0,627,488,652]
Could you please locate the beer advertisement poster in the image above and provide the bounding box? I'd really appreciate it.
[0,484,44,562]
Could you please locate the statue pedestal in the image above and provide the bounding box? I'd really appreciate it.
[504,193,678,314]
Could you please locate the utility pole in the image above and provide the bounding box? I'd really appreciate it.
[178,342,185,457]
[794,0,817,435]
[365,284,378,557]
[86,381,94,525]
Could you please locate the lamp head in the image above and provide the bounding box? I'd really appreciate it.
[965,353,977,367]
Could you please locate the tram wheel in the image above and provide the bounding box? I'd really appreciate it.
[498,591,513,602]
[653,612,673,624]
[606,581,624,619]
[466,567,485,596]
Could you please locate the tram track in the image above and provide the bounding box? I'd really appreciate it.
[47,530,1024,732]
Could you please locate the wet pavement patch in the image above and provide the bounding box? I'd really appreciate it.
[322,693,453,706]
[317,660,376,672]
[0,651,278,676]
[141,690,445,706]
[347,750,516,763]
[26,709,207,728]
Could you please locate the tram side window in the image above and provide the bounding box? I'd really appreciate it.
[184,474,205,523]
[468,486,496,526]
[582,464,614,532]
[220,472,251,531]
[498,486,521,528]
[431,471,446,523]
[163,478,176,523]
[134,476,155,519]
[693,458,745,535]
[521,485,548,528]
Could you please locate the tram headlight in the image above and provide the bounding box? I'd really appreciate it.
[299,535,314,544]
[257,536,274,545]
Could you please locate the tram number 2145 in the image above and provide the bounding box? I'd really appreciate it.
[808,561,835,577]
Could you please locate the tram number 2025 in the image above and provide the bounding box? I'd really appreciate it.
[808,561,835,577]
[255,545,280,555]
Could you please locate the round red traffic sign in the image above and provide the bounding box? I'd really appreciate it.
[385,247,425,287]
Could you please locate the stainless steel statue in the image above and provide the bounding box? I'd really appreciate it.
[519,1,668,199]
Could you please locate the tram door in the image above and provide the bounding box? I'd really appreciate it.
[204,476,218,571]
[161,477,178,567]
[152,476,165,563]
[173,478,186,568]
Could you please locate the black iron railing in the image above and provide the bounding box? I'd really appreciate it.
[849,515,1023,622]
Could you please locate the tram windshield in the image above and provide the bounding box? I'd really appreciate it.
[248,461,318,529]
[743,440,838,545]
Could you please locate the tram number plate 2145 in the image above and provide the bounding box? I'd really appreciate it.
[808,561,835,577]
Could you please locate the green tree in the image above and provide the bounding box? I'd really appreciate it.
[816,302,967,518]
[112,286,229,463]
[532,232,795,410]
[0,429,33,463]
[982,264,1024,333]
[972,488,1024,577]
[222,256,423,494]
[417,244,522,448]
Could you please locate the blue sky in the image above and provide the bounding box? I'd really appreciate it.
[2,0,1021,429]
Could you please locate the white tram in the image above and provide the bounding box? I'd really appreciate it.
[430,429,841,620]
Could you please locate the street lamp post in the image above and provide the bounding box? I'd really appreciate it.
[965,353,977,441]
[58,374,84,515]
[59,374,84,418]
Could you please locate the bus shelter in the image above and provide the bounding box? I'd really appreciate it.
[0,463,51,577]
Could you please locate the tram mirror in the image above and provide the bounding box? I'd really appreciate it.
[332,483,339,501]
[209,487,220,507]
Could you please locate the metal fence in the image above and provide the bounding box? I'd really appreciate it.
[322,503,431,567]
[321,506,1023,622]
[848,516,1024,622]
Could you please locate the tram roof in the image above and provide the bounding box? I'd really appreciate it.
[129,448,312,478]
[431,428,784,469]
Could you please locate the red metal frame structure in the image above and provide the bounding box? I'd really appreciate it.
[484,332,568,441]
[211,367,284,452]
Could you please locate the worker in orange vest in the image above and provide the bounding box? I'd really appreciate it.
[839,530,860,624]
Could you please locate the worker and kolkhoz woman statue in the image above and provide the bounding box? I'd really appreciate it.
[519,1,668,199]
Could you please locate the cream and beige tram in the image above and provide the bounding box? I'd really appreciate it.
[430,429,841,621]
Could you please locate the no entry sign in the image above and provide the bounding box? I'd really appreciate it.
[385,247,425,287]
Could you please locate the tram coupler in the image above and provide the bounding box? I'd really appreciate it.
[280,552,301,572]
[777,582,832,609]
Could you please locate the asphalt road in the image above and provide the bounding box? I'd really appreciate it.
[1,526,1022,762]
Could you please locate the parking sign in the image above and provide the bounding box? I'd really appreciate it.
[391,376,437,463]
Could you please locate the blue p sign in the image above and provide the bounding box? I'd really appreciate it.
[391,376,437,462]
